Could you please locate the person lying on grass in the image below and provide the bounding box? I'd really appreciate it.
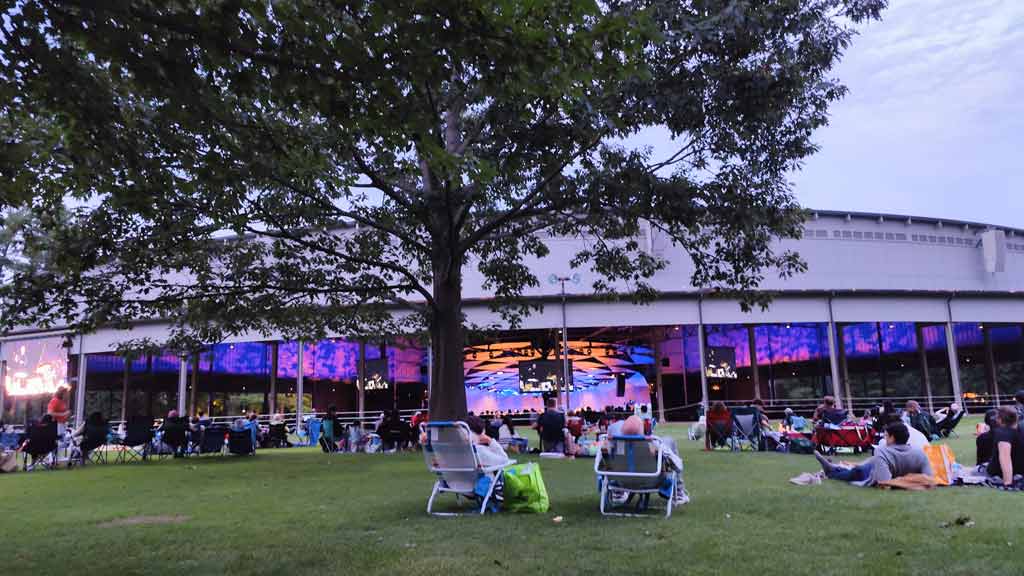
[815,422,932,486]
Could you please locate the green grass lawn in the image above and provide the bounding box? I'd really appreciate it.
[2,420,1020,576]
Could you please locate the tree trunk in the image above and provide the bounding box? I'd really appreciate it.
[428,260,467,421]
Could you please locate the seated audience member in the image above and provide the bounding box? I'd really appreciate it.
[904,400,938,440]
[498,415,529,453]
[19,414,57,465]
[613,416,689,504]
[782,408,797,431]
[72,411,110,459]
[813,396,848,425]
[196,410,212,428]
[751,399,771,431]
[1015,390,1024,434]
[270,412,286,426]
[320,406,340,453]
[872,400,900,432]
[976,409,1000,467]
[815,422,932,486]
[987,407,1024,488]
[465,415,510,468]
[535,397,567,453]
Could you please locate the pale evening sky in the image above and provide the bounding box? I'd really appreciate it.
[645,0,1024,229]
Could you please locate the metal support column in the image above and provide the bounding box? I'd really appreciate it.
[653,330,666,423]
[177,356,188,415]
[697,296,709,412]
[296,340,305,427]
[357,339,366,425]
[916,324,934,413]
[747,326,760,401]
[73,334,87,425]
[945,298,963,406]
[826,298,846,409]
[269,342,278,415]
[0,343,6,421]
[189,355,199,416]
[983,325,999,405]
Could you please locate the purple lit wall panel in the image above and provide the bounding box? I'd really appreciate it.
[756,324,828,364]
[151,352,181,373]
[274,340,422,383]
[86,353,166,374]
[210,343,270,375]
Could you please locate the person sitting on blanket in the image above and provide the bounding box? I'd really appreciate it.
[976,408,1000,467]
[464,415,511,469]
[814,422,932,486]
[987,407,1024,488]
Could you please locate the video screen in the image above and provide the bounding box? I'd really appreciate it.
[518,360,572,393]
[3,336,69,397]
[705,346,738,379]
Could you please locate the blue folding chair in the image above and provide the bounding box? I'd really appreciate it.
[422,421,514,516]
[595,435,675,518]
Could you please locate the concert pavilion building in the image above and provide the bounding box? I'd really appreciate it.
[2,210,1023,425]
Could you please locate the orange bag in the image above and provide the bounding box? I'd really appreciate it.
[922,444,956,486]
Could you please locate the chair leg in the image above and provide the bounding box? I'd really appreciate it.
[599,479,609,515]
[426,481,442,515]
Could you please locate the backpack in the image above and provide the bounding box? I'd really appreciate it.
[788,436,815,454]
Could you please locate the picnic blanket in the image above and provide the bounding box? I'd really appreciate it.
[877,473,937,491]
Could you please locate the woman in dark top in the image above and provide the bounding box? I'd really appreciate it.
[987,407,1024,486]
[976,409,999,466]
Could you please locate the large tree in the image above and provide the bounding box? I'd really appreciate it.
[0,0,884,419]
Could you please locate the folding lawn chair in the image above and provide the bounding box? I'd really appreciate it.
[422,421,514,516]
[594,435,675,518]
[73,422,111,465]
[268,423,290,448]
[228,429,255,455]
[730,407,764,451]
[22,421,59,471]
[705,407,735,451]
[199,425,228,455]
[158,417,189,459]
[117,417,155,463]
[936,409,964,438]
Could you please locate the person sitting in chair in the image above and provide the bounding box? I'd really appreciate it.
[535,397,566,453]
[815,422,932,486]
[498,415,529,453]
[72,411,110,461]
[612,415,689,504]
[464,415,510,469]
[813,396,848,425]
[904,400,938,441]
[319,406,340,453]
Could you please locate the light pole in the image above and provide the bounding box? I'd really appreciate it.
[549,274,579,413]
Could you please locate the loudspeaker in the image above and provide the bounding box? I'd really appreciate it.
[615,373,626,397]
